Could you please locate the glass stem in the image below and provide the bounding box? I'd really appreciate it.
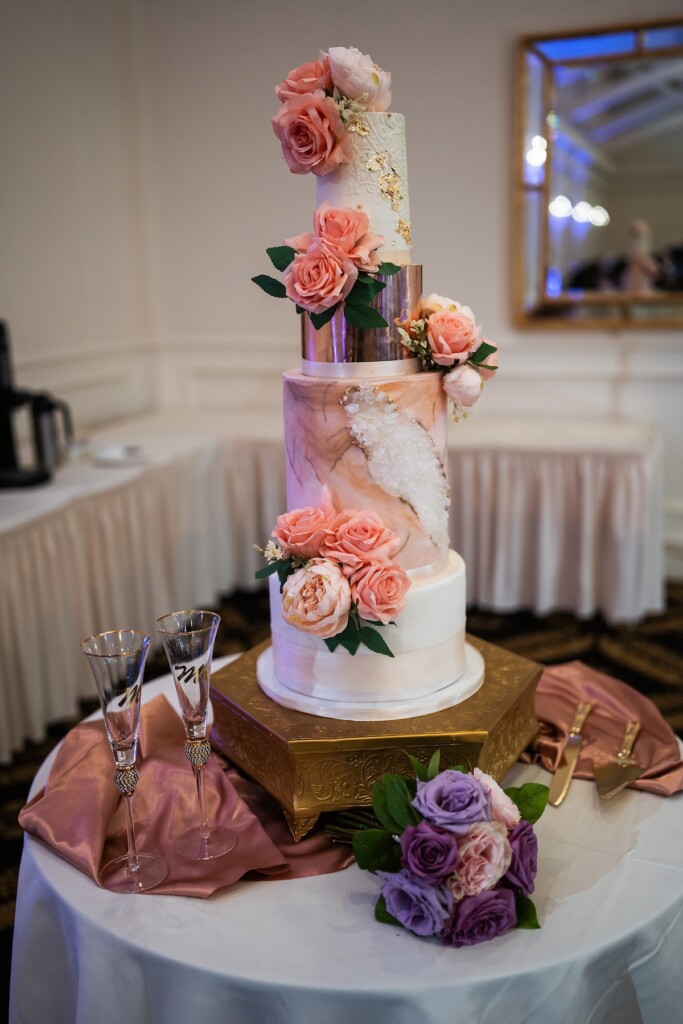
[194,764,210,839]
[123,794,141,876]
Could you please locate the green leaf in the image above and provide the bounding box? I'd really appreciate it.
[324,633,343,653]
[349,277,386,302]
[276,561,296,592]
[515,893,540,930]
[266,245,296,271]
[295,304,306,315]
[504,783,549,825]
[376,262,401,276]
[254,561,282,580]
[357,625,394,658]
[403,752,430,782]
[337,630,361,655]
[352,829,402,873]
[384,776,420,830]
[372,783,406,834]
[427,750,442,780]
[344,303,388,329]
[375,893,403,928]
[252,274,286,299]
[469,341,497,365]
[309,305,338,330]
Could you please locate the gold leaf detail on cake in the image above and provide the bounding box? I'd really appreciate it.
[347,114,369,136]
[365,151,389,172]
[397,219,412,245]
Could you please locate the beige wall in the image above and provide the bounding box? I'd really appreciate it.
[2,0,682,568]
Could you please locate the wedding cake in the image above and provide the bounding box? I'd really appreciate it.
[253,47,498,721]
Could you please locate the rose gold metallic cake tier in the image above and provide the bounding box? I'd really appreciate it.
[283,368,449,570]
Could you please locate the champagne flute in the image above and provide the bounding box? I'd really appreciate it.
[155,610,236,860]
[81,629,168,893]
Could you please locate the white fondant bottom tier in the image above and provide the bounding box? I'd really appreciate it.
[264,550,469,716]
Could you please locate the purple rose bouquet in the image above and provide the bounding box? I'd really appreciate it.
[347,752,548,948]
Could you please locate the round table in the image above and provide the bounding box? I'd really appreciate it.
[10,665,683,1024]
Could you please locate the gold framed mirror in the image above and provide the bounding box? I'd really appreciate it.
[513,18,683,329]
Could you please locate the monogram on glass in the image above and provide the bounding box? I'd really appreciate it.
[81,629,168,893]
[155,610,236,860]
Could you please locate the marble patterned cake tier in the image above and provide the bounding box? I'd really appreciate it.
[283,368,449,570]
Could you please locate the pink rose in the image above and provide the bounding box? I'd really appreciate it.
[272,506,334,559]
[350,561,410,624]
[427,307,480,367]
[328,46,391,112]
[475,343,499,381]
[473,768,521,830]
[313,203,384,272]
[283,231,314,253]
[442,365,483,408]
[281,558,351,639]
[272,91,353,177]
[284,241,358,314]
[320,509,401,576]
[275,56,332,102]
[348,234,383,273]
[448,822,512,899]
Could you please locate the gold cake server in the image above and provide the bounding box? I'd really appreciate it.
[593,721,644,799]
[548,701,593,807]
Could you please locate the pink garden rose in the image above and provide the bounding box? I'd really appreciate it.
[328,46,391,111]
[476,344,499,381]
[427,306,480,367]
[272,90,353,176]
[281,558,351,639]
[289,204,384,272]
[284,241,358,314]
[442,365,483,408]
[447,821,512,900]
[275,56,332,102]
[271,506,334,559]
[473,768,521,830]
[320,509,401,576]
[350,561,410,624]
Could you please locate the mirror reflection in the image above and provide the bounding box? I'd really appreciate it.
[515,20,683,328]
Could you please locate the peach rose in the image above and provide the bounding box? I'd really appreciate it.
[328,46,391,111]
[320,509,401,576]
[272,506,334,559]
[272,91,353,177]
[448,822,512,899]
[275,56,332,102]
[283,230,314,253]
[473,768,521,830]
[312,203,384,271]
[475,344,499,381]
[350,561,410,624]
[281,558,351,639]
[284,241,358,314]
[442,365,483,408]
[427,306,480,367]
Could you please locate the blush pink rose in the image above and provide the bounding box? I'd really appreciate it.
[442,365,483,408]
[281,558,351,639]
[320,509,401,576]
[272,91,353,177]
[473,768,521,829]
[475,344,499,381]
[275,56,333,102]
[283,230,314,253]
[272,506,334,559]
[350,561,410,624]
[427,307,480,367]
[313,204,384,271]
[328,46,391,111]
[284,241,358,314]
[448,821,512,900]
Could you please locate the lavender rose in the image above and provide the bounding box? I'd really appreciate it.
[442,888,517,948]
[503,820,538,897]
[379,870,452,937]
[400,821,460,883]
[412,770,491,836]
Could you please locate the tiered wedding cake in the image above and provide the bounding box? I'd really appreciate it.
[253,47,498,721]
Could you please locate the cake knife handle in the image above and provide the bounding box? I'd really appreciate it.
[616,721,641,764]
[569,701,593,736]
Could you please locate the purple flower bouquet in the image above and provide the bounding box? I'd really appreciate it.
[349,752,548,947]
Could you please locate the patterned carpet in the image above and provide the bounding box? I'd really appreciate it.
[2,582,682,1019]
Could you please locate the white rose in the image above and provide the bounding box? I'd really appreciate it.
[423,292,458,313]
[442,364,483,408]
[328,46,391,111]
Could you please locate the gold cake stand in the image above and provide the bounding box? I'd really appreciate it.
[210,635,541,840]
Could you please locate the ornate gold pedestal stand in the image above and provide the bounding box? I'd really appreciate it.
[210,636,540,840]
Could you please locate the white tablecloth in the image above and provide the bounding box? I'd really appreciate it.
[10,667,683,1024]
[0,411,664,762]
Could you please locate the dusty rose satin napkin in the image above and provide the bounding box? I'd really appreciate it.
[526,660,683,796]
[19,695,353,895]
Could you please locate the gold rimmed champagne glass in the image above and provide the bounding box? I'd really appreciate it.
[155,610,236,860]
[81,629,168,893]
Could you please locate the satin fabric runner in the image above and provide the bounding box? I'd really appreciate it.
[19,694,353,896]
[526,660,683,796]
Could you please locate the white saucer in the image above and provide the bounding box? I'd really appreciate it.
[93,444,145,467]
[256,642,485,722]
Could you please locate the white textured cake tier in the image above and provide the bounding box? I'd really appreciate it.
[283,369,449,571]
[264,550,467,709]
[316,111,411,264]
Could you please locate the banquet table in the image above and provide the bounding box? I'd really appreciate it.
[10,662,683,1024]
[0,410,664,763]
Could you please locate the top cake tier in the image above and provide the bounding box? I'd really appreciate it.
[316,111,411,266]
